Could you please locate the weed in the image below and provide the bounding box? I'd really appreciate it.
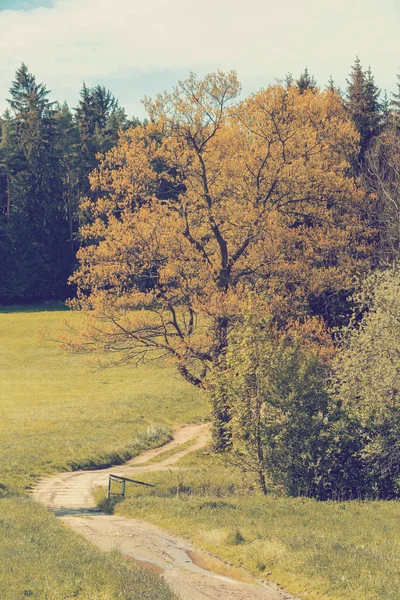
[226,529,246,545]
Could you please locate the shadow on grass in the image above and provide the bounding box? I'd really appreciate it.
[97,495,125,515]
[0,301,70,314]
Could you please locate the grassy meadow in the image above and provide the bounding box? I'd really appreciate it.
[1,304,399,600]
[98,446,400,600]
[0,304,206,599]
[0,303,207,493]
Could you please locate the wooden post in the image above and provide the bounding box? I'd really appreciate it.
[122,479,126,498]
[107,476,111,500]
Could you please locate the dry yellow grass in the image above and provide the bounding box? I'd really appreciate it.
[187,550,257,584]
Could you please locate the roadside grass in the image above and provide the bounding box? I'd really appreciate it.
[100,449,400,600]
[0,305,207,493]
[0,495,178,600]
[187,550,257,584]
[0,305,206,599]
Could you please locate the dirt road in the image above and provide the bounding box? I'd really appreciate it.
[32,424,296,600]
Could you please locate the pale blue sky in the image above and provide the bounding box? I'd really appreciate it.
[1,0,52,8]
[0,0,398,119]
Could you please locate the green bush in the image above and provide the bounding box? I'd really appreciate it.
[331,267,400,498]
[209,314,393,500]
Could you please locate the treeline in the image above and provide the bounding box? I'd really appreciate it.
[0,64,138,303]
[0,58,399,305]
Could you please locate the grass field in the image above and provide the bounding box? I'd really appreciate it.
[2,305,399,600]
[101,448,400,600]
[0,304,207,493]
[0,304,207,599]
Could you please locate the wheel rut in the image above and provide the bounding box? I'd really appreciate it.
[32,423,296,600]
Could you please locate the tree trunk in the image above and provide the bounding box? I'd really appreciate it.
[66,170,75,259]
[6,173,11,224]
[211,391,232,451]
[211,315,233,451]
[259,470,268,495]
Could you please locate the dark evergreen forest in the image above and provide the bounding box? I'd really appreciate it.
[0,64,139,303]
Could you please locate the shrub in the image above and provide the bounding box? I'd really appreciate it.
[209,312,390,499]
[331,267,400,498]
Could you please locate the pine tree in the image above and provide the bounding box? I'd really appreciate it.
[346,57,382,160]
[0,110,20,302]
[55,102,80,260]
[326,75,336,93]
[365,67,381,117]
[0,67,138,304]
[381,90,390,126]
[8,63,51,114]
[325,77,343,100]
[284,72,294,89]
[2,64,70,301]
[391,72,400,112]
[75,84,129,197]
[0,109,20,224]
[390,72,400,130]
[296,67,317,93]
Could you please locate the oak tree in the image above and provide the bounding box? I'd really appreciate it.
[69,72,370,446]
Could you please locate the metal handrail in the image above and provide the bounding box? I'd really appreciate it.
[107,473,156,500]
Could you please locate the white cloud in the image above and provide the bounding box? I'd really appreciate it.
[0,0,398,116]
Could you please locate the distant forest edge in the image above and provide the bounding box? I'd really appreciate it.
[0,58,399,305]
[0,63,139,304]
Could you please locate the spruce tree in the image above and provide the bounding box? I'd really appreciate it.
[346,57,382,161]
[2,64,70,302]
[364,67,381,118]
[0,67,138,304]
[0,109,20,224]
[55,102,80,261]
[284,72,294,89]
[390,72,400,130]
[326,75,336,93]
[75,84,128,197]
[0,110,20,302]
[296,67,317,93]
[391,72,400,112]
[381,90,390,126]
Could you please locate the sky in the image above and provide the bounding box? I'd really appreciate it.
[0,0,398,119]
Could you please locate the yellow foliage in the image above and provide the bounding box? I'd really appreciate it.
[70,71,371,386]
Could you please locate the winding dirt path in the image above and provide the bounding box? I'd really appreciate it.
[32,424,296,600]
